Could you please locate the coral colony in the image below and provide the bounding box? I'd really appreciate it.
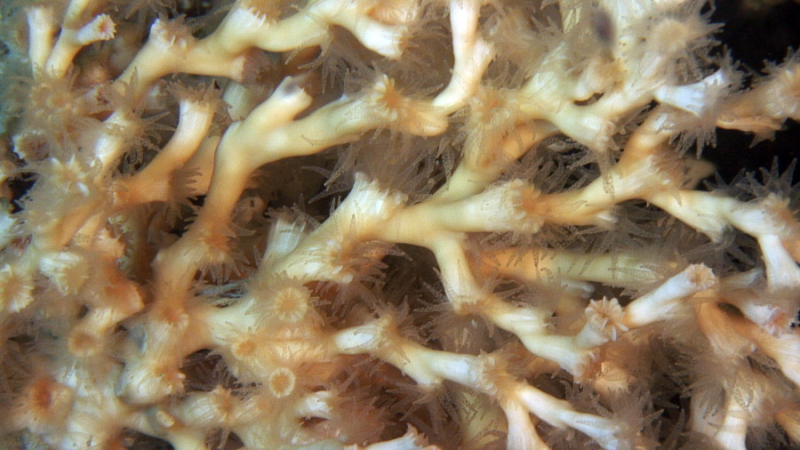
[1,0,800,448]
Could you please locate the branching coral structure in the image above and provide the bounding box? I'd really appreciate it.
[0,0,799,449]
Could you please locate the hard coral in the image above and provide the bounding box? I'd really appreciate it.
[0,0,799,449]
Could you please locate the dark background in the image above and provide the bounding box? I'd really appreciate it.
[707,0,800,182]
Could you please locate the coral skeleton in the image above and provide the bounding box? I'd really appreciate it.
[0,0,799,449]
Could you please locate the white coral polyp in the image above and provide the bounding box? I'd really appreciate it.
[0,265,34,312]
[340,173,408,223]
[38,251,89,295]
[480,179,546,233]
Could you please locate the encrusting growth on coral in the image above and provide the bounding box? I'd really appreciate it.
[0,0,799,449]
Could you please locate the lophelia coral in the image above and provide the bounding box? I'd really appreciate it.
[0,0,799,449]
